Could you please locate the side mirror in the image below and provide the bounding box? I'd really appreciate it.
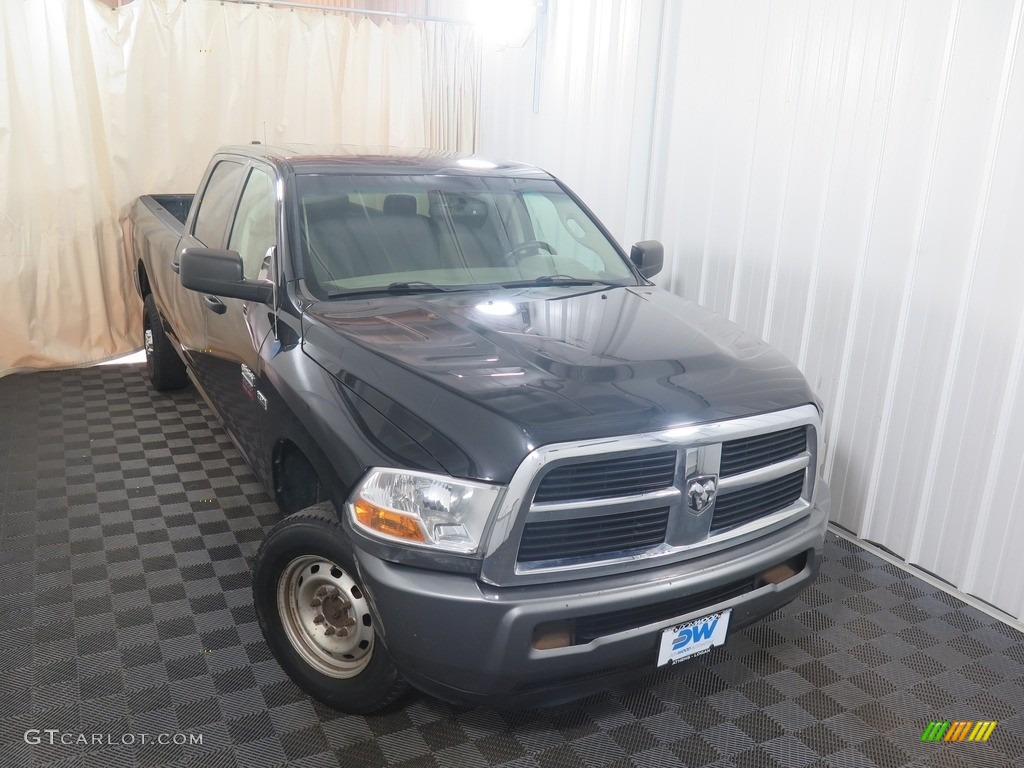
[630,240,664,279]
[179,248,273,303]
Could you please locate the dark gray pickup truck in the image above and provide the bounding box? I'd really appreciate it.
[127,144,830,712]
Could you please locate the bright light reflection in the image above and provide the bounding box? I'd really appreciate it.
[662,425,700,440]
[469,0,537,49]
[457,158,498,170]
[475,300,517,317]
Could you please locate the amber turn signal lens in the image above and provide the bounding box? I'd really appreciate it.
[354,499,426,543]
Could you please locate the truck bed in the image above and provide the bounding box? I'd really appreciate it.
[144,194,194,228]
[128,194,194,307]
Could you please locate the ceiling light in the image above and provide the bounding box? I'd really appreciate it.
[469,0,538,49]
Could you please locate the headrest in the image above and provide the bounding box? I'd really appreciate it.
[383,194,417,216]
[429,195,488,229]
[303,195,350,222]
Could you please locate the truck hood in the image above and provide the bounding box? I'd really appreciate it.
[301,285,815,478]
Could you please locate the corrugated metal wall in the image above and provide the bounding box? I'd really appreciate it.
[478,0,1024,620]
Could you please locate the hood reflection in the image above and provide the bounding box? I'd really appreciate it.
[304,285,811,442]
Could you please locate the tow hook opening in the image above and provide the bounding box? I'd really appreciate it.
[532,620,573,650]
[755,551,808,586]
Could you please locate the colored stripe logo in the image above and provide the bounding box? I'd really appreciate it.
[921,721,997,742]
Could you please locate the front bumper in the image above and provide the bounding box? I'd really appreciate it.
[355,482,829,708]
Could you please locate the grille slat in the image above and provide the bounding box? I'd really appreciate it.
[720,426,807,477]
[543,462,673,478]
[533,451,676,504]
[520,531,667,552]
[710,471,804,533]
[518,507,669,564]
[518,519,667,541]
[528,538,662,560]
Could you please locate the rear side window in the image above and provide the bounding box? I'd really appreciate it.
[193,160,245,247]
[228,167,276,279]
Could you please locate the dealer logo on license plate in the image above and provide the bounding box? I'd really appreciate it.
[657,609,731,666]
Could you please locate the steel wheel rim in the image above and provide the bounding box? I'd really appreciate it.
[277,555,374,678]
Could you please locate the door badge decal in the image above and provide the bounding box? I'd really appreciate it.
[240,364,256,389]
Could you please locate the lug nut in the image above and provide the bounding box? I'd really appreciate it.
[313,614,324,624]
[324,627,336,637]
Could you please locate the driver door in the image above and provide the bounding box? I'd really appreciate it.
[197,163,277,468]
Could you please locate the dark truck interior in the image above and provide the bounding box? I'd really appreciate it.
[302,192,507,286]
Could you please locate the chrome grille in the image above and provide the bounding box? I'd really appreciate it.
[711,470,804,534]
[517,507,670,564]
[486,405,820,586]
[533,451,677,503]
[720,426,807,476]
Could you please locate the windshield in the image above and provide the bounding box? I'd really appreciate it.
[293,173,638,297]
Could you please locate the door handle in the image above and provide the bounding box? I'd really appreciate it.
[203,295,227,314]
[171,261,180,274]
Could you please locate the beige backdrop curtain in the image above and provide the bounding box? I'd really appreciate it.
[0,0,480,376]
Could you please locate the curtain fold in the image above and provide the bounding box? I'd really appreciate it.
[0,0,480,376]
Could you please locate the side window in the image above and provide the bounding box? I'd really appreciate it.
[193,160,245,247]
[522,193,603,272]
[228,168,276,279]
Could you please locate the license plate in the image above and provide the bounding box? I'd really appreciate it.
[657,609,731,666]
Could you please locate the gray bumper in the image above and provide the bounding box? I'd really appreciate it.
[355,483,830,708]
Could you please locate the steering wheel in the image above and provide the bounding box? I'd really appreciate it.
[505,240,557,260]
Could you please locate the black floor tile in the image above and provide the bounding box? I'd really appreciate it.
[2,366,1023,767]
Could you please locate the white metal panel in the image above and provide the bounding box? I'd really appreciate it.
[896,0,1023,579]
[936,2,1024,612]
[478,0,1024,621]
[833,0,958,544]
[811,0,953,542]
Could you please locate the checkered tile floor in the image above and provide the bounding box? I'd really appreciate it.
[2,366,1023,768]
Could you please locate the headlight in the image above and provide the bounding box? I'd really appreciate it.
[348,469,503,554]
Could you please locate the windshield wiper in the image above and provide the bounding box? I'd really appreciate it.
[327,281,504,299]
[327,281,452,299]
[500,275,626,288]
[386,281,452,293]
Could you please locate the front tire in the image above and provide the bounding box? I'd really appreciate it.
[252,503,408,713]
[143,294,188,391]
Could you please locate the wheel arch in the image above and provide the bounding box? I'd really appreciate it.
[137,259,151,299]
[271,437,349,516]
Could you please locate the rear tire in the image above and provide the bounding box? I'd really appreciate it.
[143,294,188,391]
[252,503,408,714]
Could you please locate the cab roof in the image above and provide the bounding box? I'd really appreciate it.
[217,143,552,179]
